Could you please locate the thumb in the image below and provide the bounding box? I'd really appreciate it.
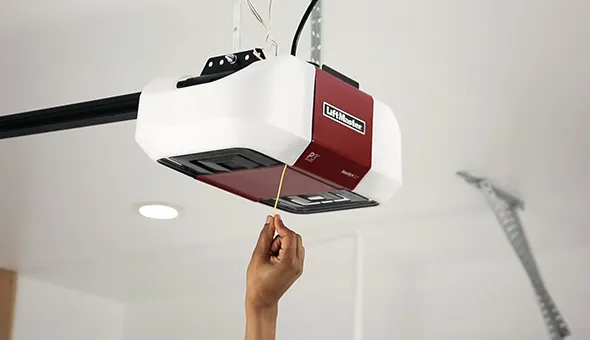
[274,215,297,258]
[252,216,275,259]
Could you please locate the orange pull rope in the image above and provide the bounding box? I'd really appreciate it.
[273,165,288,215]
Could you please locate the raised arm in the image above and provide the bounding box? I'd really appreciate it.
[245,215,305,340]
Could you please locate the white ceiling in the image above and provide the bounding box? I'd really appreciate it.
[0,0,589,337]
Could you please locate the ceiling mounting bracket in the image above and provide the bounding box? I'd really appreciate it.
[310,0,323,65]
[457,171,571,340]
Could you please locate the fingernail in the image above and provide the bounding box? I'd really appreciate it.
[265,215,273,224]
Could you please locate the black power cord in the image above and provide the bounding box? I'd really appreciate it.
[290,0,320,57]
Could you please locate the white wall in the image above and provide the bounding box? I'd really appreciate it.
[121,213,590,340]
[12,275,125,340]
[122,235,358,340]
[363,232,590,340]
[10,237,588,340]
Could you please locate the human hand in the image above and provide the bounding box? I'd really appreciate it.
[246,215,305,310]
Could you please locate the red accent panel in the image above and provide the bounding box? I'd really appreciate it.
[293,69,374,190]
[196,166,338,201]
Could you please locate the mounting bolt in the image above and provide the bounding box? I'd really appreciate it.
[225,54,238,64]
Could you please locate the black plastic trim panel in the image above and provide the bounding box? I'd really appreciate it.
[260,190,379,214]
[158,148,282,177]
[321,64,360,89]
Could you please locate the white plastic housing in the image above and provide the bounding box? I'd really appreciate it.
[136,56,315,167]
[355,99,402,204]
[135,55,402,204]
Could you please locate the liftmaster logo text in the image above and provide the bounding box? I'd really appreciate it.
[322,102,366,135]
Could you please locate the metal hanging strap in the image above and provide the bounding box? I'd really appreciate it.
[310,0,323,65]
[458,171,571,340]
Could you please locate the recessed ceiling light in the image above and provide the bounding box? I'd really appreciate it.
[138,204,179,220]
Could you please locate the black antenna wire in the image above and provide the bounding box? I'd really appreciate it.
[290,0,320,57]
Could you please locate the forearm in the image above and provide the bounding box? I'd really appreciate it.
[245,303,278,340]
